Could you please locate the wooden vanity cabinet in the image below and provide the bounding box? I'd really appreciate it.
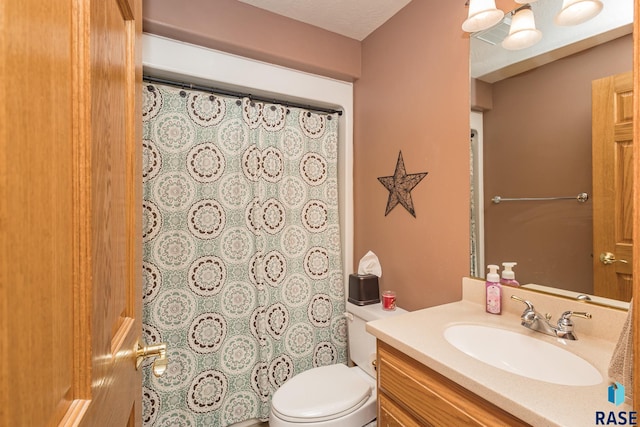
[376,340,531,427]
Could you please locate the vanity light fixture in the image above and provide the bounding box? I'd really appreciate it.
[462,0,505,33]
[555,0,604,26]
[463,0,604,50]
[502,5,542,50]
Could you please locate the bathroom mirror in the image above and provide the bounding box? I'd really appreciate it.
[470,0,634,305]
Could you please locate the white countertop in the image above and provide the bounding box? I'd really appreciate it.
[366,277,633,427]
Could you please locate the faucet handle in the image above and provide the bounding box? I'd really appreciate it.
[511,295,534,311]
[558,311,591,328]
[559,310,591,320]
[511,295,537,325]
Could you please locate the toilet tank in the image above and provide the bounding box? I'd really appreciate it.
[345,302,407,378]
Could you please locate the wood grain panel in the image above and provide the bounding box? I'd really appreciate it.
[378,393,425,427]
[616,91,634,123]
[632,0,640,410]
[617,141,634,244]
[1,0,75,425]
[377,341,530,427]
[91,0,128,364]
[73,0,143,424]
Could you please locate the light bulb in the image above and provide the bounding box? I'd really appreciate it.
[502,7,542,50]
[462,0,505,33]
[555,0,603,26]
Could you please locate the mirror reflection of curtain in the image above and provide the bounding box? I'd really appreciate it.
[141,83,346,426]
[470,129,479,277]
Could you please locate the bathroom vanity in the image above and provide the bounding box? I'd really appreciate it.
[367,277,632,427]
[377,340,528,426]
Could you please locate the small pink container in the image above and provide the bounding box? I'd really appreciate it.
[381,290,396,311]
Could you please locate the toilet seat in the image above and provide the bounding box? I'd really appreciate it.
[271,364,372,423]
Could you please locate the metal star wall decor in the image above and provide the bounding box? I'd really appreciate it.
[377,151,428,218]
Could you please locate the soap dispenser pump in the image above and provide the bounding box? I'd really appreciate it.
[486,264,501,314]
[501,262,520,287]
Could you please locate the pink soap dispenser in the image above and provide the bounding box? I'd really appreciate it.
[501,262,520,287]
[485,264,502,314]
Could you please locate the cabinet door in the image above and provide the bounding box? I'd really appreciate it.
[379,392,426,427]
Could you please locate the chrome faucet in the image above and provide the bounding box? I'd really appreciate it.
[510,295,591,340]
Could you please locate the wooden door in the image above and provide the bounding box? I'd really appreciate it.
[592,71,634,302]
[0,0,143,425]
[633,0,640,410]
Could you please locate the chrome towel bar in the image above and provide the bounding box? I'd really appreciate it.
[492,192,589,204]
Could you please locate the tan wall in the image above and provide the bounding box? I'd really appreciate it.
[483,35,633,294]
[143,1,473,311]
[142,0,361,81]
[354,2,471,311]
[471,79,493,111]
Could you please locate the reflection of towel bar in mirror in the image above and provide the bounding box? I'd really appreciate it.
[492,192,589,204]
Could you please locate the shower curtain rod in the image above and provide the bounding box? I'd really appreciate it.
[143,75,343,116]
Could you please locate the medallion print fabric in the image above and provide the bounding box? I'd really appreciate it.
[142,83,345,426]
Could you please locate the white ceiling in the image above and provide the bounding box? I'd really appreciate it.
[237,0,412,41]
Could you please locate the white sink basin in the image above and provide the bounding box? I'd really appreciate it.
[443,324,603,386]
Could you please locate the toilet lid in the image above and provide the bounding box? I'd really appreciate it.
[271,364,372,423]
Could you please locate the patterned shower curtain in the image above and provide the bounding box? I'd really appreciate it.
[141,83,346,426]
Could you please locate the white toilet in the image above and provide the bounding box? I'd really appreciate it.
[269,302,407,427]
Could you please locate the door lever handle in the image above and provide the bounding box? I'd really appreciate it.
[599,252,628,265]
[135,341,168,377]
